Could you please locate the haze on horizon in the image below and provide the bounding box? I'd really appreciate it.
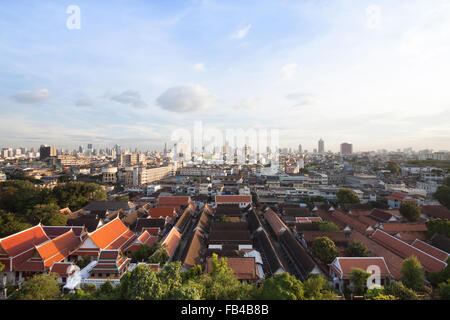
[0,0,449,152]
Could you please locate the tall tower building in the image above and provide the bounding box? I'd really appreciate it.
[318,138,324,154]
[298,144,302,154]
[340,143,353,155]
[39,145,56,160]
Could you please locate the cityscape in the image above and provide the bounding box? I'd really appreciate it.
[0,0,450,307]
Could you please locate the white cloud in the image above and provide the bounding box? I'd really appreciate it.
[156,85,216,112]
[75,98,94,107]
[12,89,51,104]
[193,62,206,72]
[110,90,147,108]
[281,63,299,79]
[231,24,252,39]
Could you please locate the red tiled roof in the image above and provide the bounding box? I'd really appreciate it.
[331,210,371,233]
[50,262,76,277]
[148,207,177,218]
[215,195,252,203]
[263,208,288,237]
[420,205,450,220]
[380,223,427,233]
[350,232,404,280]
[411,239,449,262]
[161,227,182,258]
[329,257,391,280]
[0,224,50,257]
[205,256,260,280]
[371,229,447,272]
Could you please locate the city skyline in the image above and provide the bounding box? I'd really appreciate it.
[1,0,449,151]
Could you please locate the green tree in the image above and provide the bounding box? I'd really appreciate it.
[399,202,421,222]
[181,264,203,283]
[336,188,360,204]
[257,273,304,300]
[425,218,450,239]
[311,236,339,264]
[76,255,92,269]
[344,241,371,257]
[148,242,169,265]
[12,273,61,300]
[119,264,165,300]
[29,203,67,226]
[437,279,450,300]
[202,253,249,300]
[317,221,340,232]
[434,177,450,209]
[130,244,156,262]
[303,274,338,300]
[401,256,425,292]
[0,262,4,272]
[0,213,32,238]
[350,268,371,295]
[386,161,400,175]
[113,195,129,202]
[384,282,418,300]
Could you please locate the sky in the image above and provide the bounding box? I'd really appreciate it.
[0,0,449,152]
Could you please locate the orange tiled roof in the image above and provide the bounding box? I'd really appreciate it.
[0,224,50,257]
[161,227,182,257]
[88,217,133,250]
[148,207,177,218]
[36,229,82,268]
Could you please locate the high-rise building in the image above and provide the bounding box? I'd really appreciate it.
[318,138,324,154]
[298,144,302,154]
[340,143,353,155]
[39,145,56,160]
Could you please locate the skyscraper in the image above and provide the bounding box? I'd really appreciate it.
[318,138,324,154]
[298,144,302,154]
[39,145,56,160]
[340,143,353,155]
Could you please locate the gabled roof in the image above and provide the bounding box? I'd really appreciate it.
[148,207,177,218]
[0,224,50,257]
[135,218,166,233]
[88,217,135,250]
[182,229,206,269]
[371,229,447,272]
[263,208,288,237]
[161,227,182,258]
[254,229,285,275]
[350,231,404,280]
[431,234,450,254]
[331,210,371,233]
[380,223,427,233]
[369,209,395,223]
[205,256,260,280]
[411,239,449,262]
[35,229,82,268]
[50,262,78,277]
[42,225,85,239]
[420,205,450,220]
[91,250,130,274]
[329,257,391,280]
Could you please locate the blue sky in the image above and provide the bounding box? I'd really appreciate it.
[0,0,449,152]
